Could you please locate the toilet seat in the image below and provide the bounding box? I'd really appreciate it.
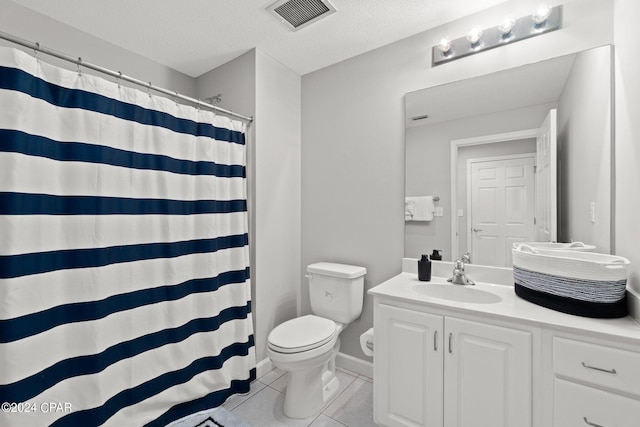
[268,315,337,354]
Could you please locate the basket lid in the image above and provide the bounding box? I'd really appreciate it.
[512,245,630,282]
[515,246,629,264]
[513,242,596,251]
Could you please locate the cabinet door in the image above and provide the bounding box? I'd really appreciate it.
[375,304,443,427]
[444,317,532,427]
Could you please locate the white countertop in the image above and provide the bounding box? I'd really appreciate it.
[369,270,640,344]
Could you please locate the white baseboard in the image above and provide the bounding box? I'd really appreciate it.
[255,357,273,380]
[256,352,373,380]
[336,352,373,379]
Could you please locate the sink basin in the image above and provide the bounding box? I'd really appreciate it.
[412,283,502,304]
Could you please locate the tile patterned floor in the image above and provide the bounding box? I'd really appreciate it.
[223,367,375,426]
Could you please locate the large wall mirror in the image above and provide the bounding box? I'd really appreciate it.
[405,45,613,268]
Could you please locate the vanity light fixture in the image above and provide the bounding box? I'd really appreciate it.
[532,4,552,25]
[432,4,562,66]
[466,27,483,46]
[498,16,516,36]
[437,36,452,54]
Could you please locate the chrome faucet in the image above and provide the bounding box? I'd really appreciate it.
[461,251,471,264]
[447,259,475,286]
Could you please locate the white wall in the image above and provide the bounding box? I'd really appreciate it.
[302,0,614,361]
[0,0,195,96]
[614,0,640,313]
[198,50,301,365]
[253,50,301,363]
[196,51,256,118]
[557,46,612,252]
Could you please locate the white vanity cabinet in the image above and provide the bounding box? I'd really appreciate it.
[375,303,443,427]
[444,316,532,427]
[369,266,640,427]
[547,334,640,426]
[374,302,532,427]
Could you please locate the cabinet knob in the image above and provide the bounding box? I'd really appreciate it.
[448,333,453,354]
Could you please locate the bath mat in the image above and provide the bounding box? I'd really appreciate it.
[165,407,252,427]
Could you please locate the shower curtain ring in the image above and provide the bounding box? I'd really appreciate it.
[116,71,122,89]
[174,90,179,106]
[147,82,152,98]
[34,42,40,62]
[77,57,82,76]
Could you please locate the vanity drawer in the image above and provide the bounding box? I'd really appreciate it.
[553,337,640,396]
[554,378,640,427]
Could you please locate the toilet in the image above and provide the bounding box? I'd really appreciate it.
[266,262,366,419]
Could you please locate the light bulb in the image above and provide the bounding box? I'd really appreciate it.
[498,16,516,35]
[532,4,552,25]
[466,27,483,45]
[438,37,452,54]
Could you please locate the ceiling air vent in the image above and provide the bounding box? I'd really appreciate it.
[267,0,337,31]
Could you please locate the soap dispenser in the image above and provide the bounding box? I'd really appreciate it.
[430,249,442,261]
[418,254,432,281]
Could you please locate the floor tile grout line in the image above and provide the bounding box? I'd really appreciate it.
[257,370,287,387]
[357,374,373,384]
[321,413,349,427]
[228,382,272,413]
[319,371,359,418]
[306,411,323,427]
[266,383,283,394]
[237,367,369,427]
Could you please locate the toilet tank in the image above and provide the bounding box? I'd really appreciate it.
[307,262,366,324]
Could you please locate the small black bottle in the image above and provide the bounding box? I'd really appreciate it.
[418,254,432,281]
[430,249,442,261]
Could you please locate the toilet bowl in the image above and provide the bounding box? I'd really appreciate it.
[266,262,366,419]
[267,315,343,418]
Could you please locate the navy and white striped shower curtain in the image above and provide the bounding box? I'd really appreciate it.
[0,47,255,426]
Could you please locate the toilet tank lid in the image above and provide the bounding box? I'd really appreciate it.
[307,262,366,279]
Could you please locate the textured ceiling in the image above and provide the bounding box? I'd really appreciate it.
[9,0,509,77]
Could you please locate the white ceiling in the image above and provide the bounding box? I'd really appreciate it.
[10,0,509,77]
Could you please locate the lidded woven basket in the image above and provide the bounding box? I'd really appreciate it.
[512,244,629,318]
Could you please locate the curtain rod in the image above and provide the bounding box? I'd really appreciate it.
[0,30,253,123]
